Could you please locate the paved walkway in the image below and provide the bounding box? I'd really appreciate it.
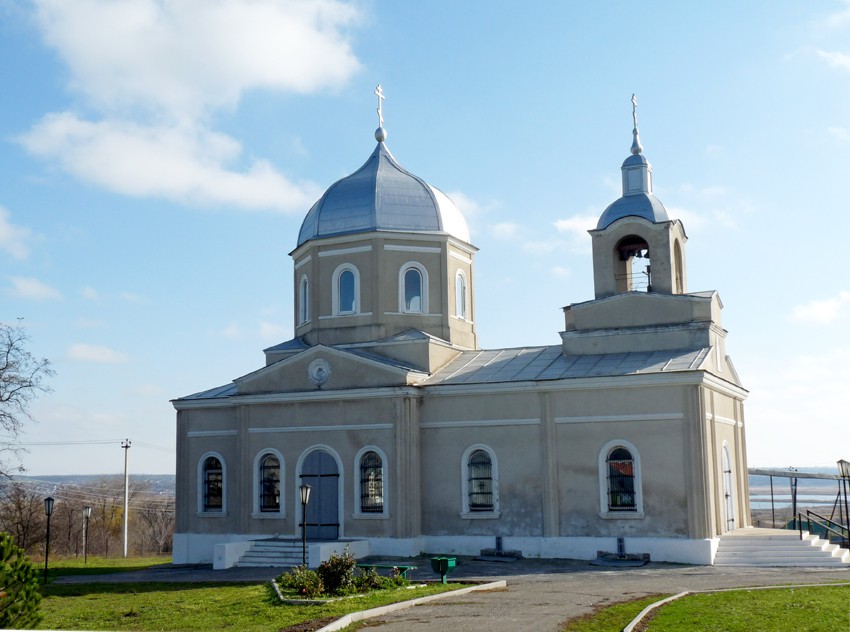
[54,557,850,632]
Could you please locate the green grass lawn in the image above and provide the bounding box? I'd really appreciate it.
[44,555,172,580]
[39,581,470,631]
[562,585,850,632]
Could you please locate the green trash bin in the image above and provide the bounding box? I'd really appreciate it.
[429,556,456,584]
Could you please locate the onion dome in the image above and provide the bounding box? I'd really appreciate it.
[596,95,670,230]
[297,134,470,247]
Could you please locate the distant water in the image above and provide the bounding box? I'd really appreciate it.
[749,471,844,511]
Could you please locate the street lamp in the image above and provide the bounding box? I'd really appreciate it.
[838,459,850,548]
[43,497,54,584]
[83,506,92,564]
[299,484,312,567]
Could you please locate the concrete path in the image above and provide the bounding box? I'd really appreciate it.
[54,557,850,632]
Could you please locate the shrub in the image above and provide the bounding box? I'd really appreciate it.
[316,547,356,595]
[0,532,42,629]
[353,566,387,592]
[388,566,410,587]
[276,565,323,599]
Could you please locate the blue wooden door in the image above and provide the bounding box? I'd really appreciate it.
[301,450,340,540]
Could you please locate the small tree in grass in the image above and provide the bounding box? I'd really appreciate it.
[0,532,42,629]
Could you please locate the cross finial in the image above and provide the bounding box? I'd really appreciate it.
[374,84,387,142]
[631,94,639,129]
[630,93,643,155]
[375,84,385,128]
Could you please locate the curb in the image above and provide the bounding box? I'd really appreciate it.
[622,582,850,631]
[315,580,508,632]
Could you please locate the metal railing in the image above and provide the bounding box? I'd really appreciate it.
[797,509,849,548]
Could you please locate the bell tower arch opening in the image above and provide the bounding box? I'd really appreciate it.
[615,234,652,292]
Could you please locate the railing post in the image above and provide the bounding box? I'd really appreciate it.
[798,513,803,540]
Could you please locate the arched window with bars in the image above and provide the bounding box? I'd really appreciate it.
[202,456,223,512]
[259,453,280,512]
[359,451,384,513]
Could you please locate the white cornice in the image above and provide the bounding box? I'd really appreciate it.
[249,423,393,434]
[173,385,422,410]
[294,255,312,270]
[556,412,683,424]
[420,418,540,429]
[384,245,442,254]
[318,245,372,258]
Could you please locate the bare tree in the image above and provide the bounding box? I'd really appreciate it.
[0,482,46,553]
[0,320,54,474]
[136,499,175,554]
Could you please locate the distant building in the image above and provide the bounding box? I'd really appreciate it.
[172,97,749,566]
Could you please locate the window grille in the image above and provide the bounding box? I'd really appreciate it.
[359,451,383,512]
[468,449,493,511]
[259,454,280,512]
[203,456,223,511]
[607,447,636,511]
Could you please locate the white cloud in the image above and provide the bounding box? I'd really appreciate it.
[82,286,99,300]
[704,144,722,156]
[824,1,850,27]
[789,290,850,324]
[119,291,147,304]
[551,266,572,278]
[816,49,850,72]
[828,127,850,142]
[68,343,128,363]
[221,322,242,338]
[445,190,485,219]
[7,276,62,300]
[32,0,362,118]
[0,206,33,259]
[20,114,321,212]
[491,222,521,240]
[553,214,596,240]
[259,320,288,340]
[21,0,361,212]
[128,383,163,397]
[746,346,850,466]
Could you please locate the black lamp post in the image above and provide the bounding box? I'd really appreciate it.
[43,497,54,583]
[83,506,92,564]
[299,484,312,567]
[838,459,850,548]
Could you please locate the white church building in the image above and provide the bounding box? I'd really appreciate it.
[172,95,750,566]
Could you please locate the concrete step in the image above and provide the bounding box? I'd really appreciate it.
[233,539,306,568]
[715,529,850,567]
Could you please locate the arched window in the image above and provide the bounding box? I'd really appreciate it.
[359,451,384,513]
[298,275,309,324]
[404,268,422,312]
[455,271,468,319]
[259,453,280,512]
[673,240,684,294]
[332,264,360,315]
[606,447,635,511]
[398,262,428,313]
[202,456,223,512]
[460,445,499,517]
[468,450,493,511]
[598,440,643,518]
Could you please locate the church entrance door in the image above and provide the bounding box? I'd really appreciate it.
[301,450,340,540]
[722,445,736,532]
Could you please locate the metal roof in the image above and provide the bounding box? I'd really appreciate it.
[423,346,710,385]
[596,192,669,230]
[175,346,711,401]
[297,142,470,247]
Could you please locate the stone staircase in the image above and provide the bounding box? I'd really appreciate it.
[233,538,304,568]
[714,528,850,567]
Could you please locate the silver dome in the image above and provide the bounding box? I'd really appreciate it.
[297,142,470,247]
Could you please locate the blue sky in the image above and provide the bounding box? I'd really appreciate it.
[2,0,849,475]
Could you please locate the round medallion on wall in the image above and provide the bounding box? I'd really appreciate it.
[307,359,331,387]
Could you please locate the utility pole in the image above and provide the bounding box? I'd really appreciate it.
[122,439,131,558]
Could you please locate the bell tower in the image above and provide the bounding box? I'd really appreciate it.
[588,95,688,299]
